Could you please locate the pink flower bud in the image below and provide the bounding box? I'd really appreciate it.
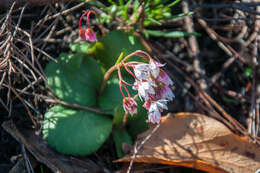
[123,97,137,115]
[79,28,97,42]
[78,10,97,42]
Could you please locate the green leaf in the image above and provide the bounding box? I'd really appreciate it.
[113,105,125,125]
[167,0,182,7]
[43,105,112,156]
[112,127,132,158]
[69,43,92,54]
[146,30,201,38]
[94,30,147,69]
[113,98,149,139]
[245,67,252,77]
[147,17,162,25]
[58,52,83,72]
[98,77,137,114]
[45,53,103,106]
[127,100,149,138]
[76,56,104,89]
[115,52,124,65]
[128,35,135,45]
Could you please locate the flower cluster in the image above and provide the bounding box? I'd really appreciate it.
[78,10,97,42]
[101,50,174,124]
[132,59,174,123]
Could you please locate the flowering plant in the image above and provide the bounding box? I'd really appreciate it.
[43,9,174,157]
[78,10,97,42]
[100,50,174,124]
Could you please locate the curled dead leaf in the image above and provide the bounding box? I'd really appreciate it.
[116,112,260,173]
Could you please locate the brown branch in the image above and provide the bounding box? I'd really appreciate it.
[0,0,74,10]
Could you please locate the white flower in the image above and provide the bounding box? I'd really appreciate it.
[157,85,174,101]
[148,100,168,123]
[134,81,156,101]
[133,63,150,81]
[149,60,164,78]
[148,109,161,123]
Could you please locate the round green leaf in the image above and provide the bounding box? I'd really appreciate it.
[45,59,96,106]
[94,30,147,69]
[42,105,113,156]
[77,56,103,89]
[45,53,103,106]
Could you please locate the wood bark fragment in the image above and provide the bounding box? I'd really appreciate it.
[2,120,106,173]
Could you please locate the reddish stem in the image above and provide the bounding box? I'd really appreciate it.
[118,66,125,98]
[123,64,138,80]
[122,84,131,97]
[99,51,153,95]
[86,10,96,28]
[121,50,151,62]
[121,80,134,87]
[79,11,89,30]
[78,10,96,30]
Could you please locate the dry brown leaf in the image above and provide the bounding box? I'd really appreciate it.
[116,113,260,173]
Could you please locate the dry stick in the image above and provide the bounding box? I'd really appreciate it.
[197,18,246,64]
[45,5,61,41]
[210,56,236,85]
[3,3,26,79]
[55,26,73,36]
[7,59,13,106]
[0,1,16,35]
[148,36,260,144]
[127,121,163,173]
[16,77,43,97]
[0,72,6,89]
[12,45,39,81]
[182,1,207,91]
[249,67,256,135]
[162,55,237,132]
[21,144,35,173]
[12,63,34,88]
[245,3,260,47]
[212,10,248,43]
[0,97,9,112]
[43,96,111,115]
[34,20,57,43]
[36,0,91,25]
[13,54,37,81]
[3,3,27,58]
[250,37,259,136]
[12,43,46,82]
[225,90,247,103]
[15,34,56,62]
[8,85,37,127]
[10,4,27,41]
[166,53,260,144]
[253,4,260,136]
[248,37,257,136]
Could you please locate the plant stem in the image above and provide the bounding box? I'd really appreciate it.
[99,64,118,95]
[99,50,151,95]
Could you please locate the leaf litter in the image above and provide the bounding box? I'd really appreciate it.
[117,112,260,173]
